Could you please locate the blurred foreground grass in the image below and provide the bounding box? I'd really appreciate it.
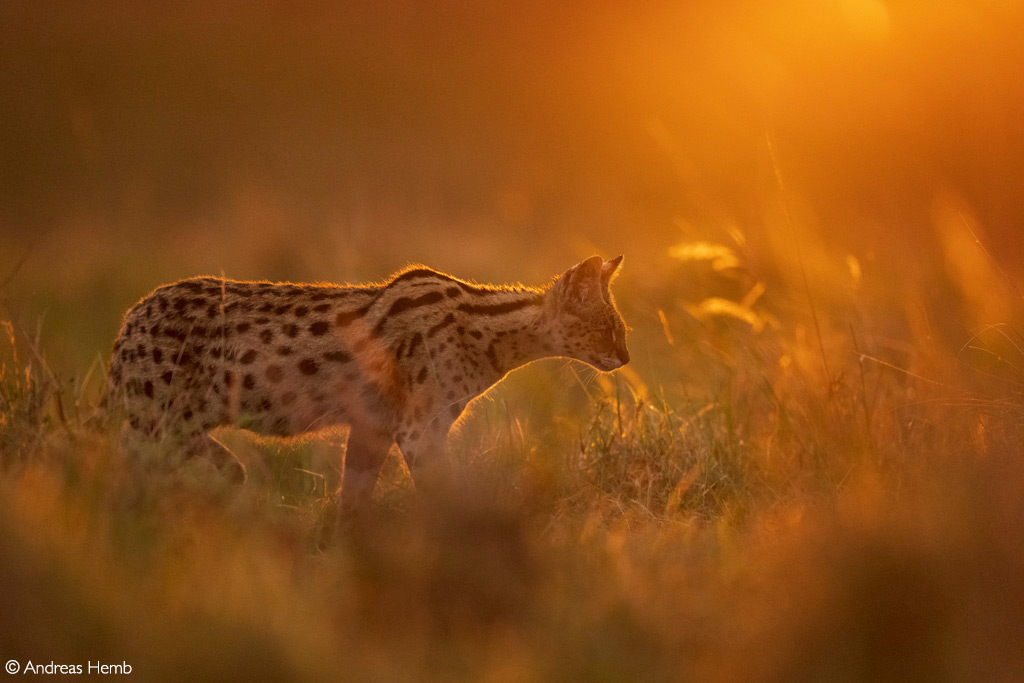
[2,234,1024,682]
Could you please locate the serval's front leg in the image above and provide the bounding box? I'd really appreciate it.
[339,425,393,516]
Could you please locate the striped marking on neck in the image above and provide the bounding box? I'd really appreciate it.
[456,294,544,316]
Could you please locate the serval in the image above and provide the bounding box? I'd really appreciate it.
[106,255,629,513]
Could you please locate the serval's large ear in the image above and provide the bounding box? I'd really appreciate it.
[598,255,623,302]
[601,255,623,285]
[556,255,603,310]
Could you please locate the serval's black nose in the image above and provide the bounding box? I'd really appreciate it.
[616,345,630,366]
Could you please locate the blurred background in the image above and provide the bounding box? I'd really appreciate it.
[1,0,1023,376]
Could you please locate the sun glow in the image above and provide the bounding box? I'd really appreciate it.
[839,0,891,41]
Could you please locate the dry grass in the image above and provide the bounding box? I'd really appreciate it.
[3,236,1024,682]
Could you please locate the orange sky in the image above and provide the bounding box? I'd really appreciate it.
[2,0,1022,265]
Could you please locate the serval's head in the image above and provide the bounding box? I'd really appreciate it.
[545,255,630,372]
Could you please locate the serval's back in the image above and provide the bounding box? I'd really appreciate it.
[106,255,629,513]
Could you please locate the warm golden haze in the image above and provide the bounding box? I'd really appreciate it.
[2,1,1024,681]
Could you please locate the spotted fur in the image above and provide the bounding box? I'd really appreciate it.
[106,255,629,512]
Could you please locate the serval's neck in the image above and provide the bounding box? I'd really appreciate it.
[463,296,552,381]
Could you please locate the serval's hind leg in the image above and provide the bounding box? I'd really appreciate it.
[184,431,247,483]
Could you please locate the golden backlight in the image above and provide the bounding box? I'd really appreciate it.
[2,3,1024,680]
[2,1,1022,288]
